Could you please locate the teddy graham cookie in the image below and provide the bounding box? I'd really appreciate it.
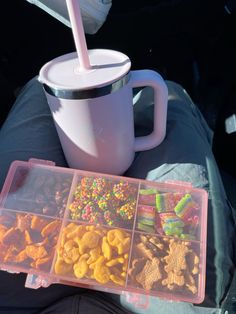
[128,234,200,295]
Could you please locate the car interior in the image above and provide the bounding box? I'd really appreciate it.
[1,0,235,204]
[0,1,236,311]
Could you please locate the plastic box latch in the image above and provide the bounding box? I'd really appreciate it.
[25,274,52,289]
[123,292,150,309]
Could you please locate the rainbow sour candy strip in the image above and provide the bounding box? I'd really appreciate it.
[155,193,184,213]
[137,222,155,233]
[162,224,183,236]
[159,212,185,236]
[159,212,185,227]
[138,218,155,226]
[137,204,156,231]
[174,193,198,220]
[155,193,165,212]
[138,189,159,205]
[138,205,155,213]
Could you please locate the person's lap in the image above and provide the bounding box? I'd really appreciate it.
[0,77,234,313]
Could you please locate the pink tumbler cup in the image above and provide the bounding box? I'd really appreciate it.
[39,49,168,175]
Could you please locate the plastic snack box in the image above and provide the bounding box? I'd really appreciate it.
[0,159,208,305]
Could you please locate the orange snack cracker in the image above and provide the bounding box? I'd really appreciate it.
[54,223,131,286]
[0,212,60,272]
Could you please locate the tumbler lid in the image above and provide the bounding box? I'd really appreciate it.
[39,49,131,91]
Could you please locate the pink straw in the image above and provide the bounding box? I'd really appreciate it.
[66,0,91,71]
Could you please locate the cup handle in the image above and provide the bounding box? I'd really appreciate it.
[128,69,168,152]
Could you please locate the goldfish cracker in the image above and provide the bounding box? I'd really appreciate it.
[94,264,111,284]
[110,274,125,286]
[64,222,77,232]
[102,237,112,260]
[62,240,80,264]
[80,253,90,260]
[67,225,87,239]
[117,237,130,255]
[107,230,126,254]
[61,223,80,243]
[89,256,105,270]
[66,225,87,239]
[107,229,131,255]
[73,254,89,279]
[64,239,76,252]
[54,258,73,275]
[87,247,101,264]
[76,231,101,254]
[107,229,125,246]
[106,257,124,267]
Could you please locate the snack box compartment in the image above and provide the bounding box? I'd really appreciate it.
[0,159,208,304]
